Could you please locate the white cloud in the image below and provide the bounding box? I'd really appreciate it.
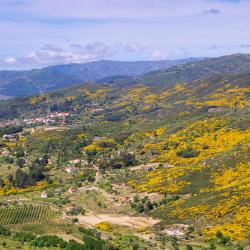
[1,41,151,69]
[83,42,115,57]
[2,42,119,68]
[70,44,83,50]
[120,42,146,53]
[41,44,63,52]
[4,57,18,65]
[151,50,167,60]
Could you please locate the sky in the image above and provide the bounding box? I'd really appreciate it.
[0,0,250,70]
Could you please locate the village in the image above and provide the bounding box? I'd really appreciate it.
[0,112,70,129]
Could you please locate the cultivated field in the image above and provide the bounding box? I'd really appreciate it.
[0,206,59,225]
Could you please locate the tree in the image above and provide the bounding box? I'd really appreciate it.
[82,235,105,250]
[29,166,45,182]
[215,231,230,246]
[123,152,136,167]
[7,174,14,184]
[145,200,154,211]
[170,237,179,250]
[72,218,79,224]
[132,244,139,250]
[3,156,14,164]
[15,169,28,188]
[136,203,144,213]
[0,226,11,236]
[66,240,86,250]
[209,241,216,250]
[15,147,25,158]
[0,177,4,188]
[133,195,140,203]
[16,158,25,168]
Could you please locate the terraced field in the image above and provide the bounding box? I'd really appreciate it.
[0,206,59,225]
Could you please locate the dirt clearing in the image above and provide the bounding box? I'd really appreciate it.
[77,213,160,229]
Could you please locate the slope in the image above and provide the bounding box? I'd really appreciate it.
[0,54,249,243]
[112,53,250,87]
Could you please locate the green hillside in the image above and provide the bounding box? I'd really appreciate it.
[0,54,249,249]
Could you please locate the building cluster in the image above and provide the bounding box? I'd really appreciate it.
[0,119,21,128]
[0,112,70,128]
[2,134,16,140]
[23,112,69,125]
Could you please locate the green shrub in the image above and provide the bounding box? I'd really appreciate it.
[0,226,11,236]
[177,148,199,158]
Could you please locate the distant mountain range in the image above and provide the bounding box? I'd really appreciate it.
[110,53,250,87]
[0,58,200,97]
[1,53,250,120]
[1,54,250,98]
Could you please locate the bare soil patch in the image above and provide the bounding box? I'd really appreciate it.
[77,213,160,229]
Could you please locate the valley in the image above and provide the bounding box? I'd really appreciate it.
[0,54,249,249]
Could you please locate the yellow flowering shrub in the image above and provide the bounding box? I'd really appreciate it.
[128,115,249,241]
[143,94,158,104]
[86,88,109,101]
[211,162,250,196]
[204,224,246,241]
[84,138,116,154]
[185,86,250,108]
[154,127,166,136]
[127,86,149,102]
[174,84,185,92]
[3,141,17,149]
[129,165,202,193]
[84,144,103,153]
[29,94,49,104]
[171,205,209,220]
[143,118,250,165]
[64,95,77,101]
[0,181,47,196]
[95,221,112,231]
[77,133,87,139]
[165,162,250,240]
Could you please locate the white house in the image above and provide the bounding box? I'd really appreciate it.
[65,166,77,174]
[68,187,77,193]
[69,159,81,165]
[41,192,48,198]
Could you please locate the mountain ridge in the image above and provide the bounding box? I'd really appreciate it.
[0,58,200,97]
[110,53,250,87]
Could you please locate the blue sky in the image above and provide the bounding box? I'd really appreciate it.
[0,0,250,69]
